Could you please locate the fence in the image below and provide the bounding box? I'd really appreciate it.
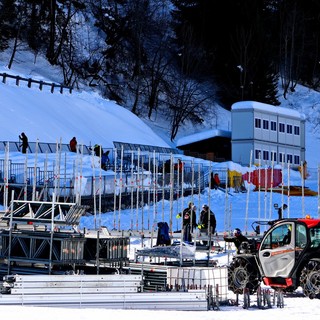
[0,140,92,154]
[0,140,180,158]
[0,144,228,212]
[1,72,72,94]
[0,158,225,193]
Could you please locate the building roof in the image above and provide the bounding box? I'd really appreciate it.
[232,101,306,120]
[176,129,231,147]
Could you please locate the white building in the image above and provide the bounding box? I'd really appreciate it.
[231,101,306,167]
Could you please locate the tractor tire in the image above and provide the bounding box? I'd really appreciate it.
[300,259,320,299]
[228,257,260,295]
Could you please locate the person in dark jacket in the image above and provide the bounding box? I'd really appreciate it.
[224,228,249,253]
[177,202,197,242]
[198,204,217,245]
[19,132,29,154]
[69,137,77,152]
[93,144,102,157]
[164,159,171,173]
[101,150,110,170]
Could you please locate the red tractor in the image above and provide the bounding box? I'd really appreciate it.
[227,217,320,299]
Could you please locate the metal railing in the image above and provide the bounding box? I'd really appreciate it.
[0,147,228,212]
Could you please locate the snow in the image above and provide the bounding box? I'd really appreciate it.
[0,54,320,318]
[0,81,171,149]
[176,128,231,147]
[232,100,305,119]
[1,300,319,320]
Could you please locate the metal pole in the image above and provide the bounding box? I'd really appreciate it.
[32,139,39,201]
[23,153,28,201]
[287,162,291,218]
[264,165,267,221]
[245,150,252,234]
[96,230,100,274]
[135,149,141,231]
[92,150,97,229]
[3,143,9,210]
[98,159,102,230]
[130,151,134,230]
[7,190,15,275]
[258,152,261,221]
[43,152,48,201]
[169,153,174,235]
[113,148,117,230]
[118,145,124,230]
[301,161,305,217]
[161,160,165,222]
[318,164,320,218]
[269,153,275,220]
[49,192,56,274]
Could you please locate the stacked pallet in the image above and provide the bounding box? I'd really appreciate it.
[0,274,208,310]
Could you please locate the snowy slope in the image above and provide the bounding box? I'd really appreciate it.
[0,50,171,149]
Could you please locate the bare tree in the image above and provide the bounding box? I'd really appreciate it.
[278,0,304,98]
[166,71,213,141]
[165,24,215,140]
[144,43,171,119]
[47,0,57,63]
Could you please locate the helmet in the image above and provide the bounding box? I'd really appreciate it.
[234,228,241,236]
[188,201,194,207]
[202,204,208,209]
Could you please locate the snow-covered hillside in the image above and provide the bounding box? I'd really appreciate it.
[1,49,319,168]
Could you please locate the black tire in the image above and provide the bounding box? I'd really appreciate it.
[228,257,260,295]
[300,259,320,299]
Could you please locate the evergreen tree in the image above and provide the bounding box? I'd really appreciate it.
[171,0,280,107]
[0,0,18,51]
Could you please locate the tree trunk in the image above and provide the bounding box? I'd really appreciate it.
[8,25,21,69]
[47,0,56,64]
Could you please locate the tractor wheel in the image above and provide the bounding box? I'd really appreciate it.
[228,257,260,295]
[300,259,320,299]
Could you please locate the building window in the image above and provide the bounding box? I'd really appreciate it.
[279,153,284,163]
[287,124,293,134]
[287,154,293,163]
[294,155,300,165]
[271,151,277,162]
[255,118,261,128]
[263,150,269,160]
[263,119,269,130]
[279,123,285,132]
[271,121,277,131]
[255,149,261,160]
[294,126,300,135]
